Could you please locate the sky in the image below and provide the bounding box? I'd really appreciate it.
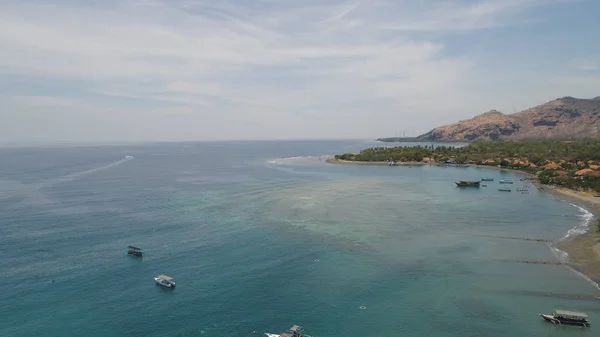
[0,0,599,143]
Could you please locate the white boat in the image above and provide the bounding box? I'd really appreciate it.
[266,325,308,337]
[154,274,175,288]
[125,155,134,159]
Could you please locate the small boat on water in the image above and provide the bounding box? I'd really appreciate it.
[498,188,512,192]
[540,309,590,327]
[455,180,480,187]
[499,180,514,184]
[266,325,310,337]
[126,245,143,257]
[125,155,134,159]
[481,178,494,181]
[154,274,176,288]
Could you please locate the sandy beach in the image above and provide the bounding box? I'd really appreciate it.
[326,158,600,283]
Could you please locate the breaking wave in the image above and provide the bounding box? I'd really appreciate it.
[267,155,331,165]
[563,203,594,239]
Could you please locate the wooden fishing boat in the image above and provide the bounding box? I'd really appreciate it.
[455,180,480,187]
[126,245,143,257]
[540,309,590,327]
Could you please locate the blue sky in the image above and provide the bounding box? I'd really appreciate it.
[0,0,599,142]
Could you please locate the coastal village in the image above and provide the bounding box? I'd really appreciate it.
[331,140,600,194]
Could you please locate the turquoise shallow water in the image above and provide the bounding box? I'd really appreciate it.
[1,140,599,337]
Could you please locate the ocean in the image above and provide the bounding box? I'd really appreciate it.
[0,140,598,337]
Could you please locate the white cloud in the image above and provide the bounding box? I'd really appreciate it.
[0,0,591,141]
[571,57,600,71]
[6,96,78,107]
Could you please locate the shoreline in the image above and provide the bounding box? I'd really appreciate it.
[326,158,600,285]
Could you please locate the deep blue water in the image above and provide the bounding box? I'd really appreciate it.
[1,140,599,337]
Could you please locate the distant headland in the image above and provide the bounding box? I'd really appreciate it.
[377,96,600,142]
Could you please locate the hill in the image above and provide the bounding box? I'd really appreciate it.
[415,96,600,142]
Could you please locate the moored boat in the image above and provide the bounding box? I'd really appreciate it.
[481,178,494,181]
[154,274,176,288]
[126,245,143,257]
[499,180,514,184]
[498,188,511,192]
[266,325,311,337]
[455,180,480,187]
[540,309,590,327]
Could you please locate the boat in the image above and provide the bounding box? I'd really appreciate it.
[154,274,176,288]
[540,309,590,327]
[455,180,481,187]
[126,245,143,257]
[498,188,511,192]
[481,178,494,181]
[499,180,514,184]
[125,155,134,159]
[266,325,311,337]
[517,188,528,192]
[481,184,487,187]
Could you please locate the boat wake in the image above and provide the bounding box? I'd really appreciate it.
[39,156,133,188]
[1,156,134,207]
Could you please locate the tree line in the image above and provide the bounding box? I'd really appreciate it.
[334,140,600,193]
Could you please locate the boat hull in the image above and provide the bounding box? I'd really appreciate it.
[455,181,480,187]
[540,314,590,327]
[154,278,175,288]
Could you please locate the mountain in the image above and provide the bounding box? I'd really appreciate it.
[416,96,600,141]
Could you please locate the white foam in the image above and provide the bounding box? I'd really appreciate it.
[267,155,331,165]
[549,203,599,290]
[549,244,569,264]
[563,203,594,239]
[565,265,600,291]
